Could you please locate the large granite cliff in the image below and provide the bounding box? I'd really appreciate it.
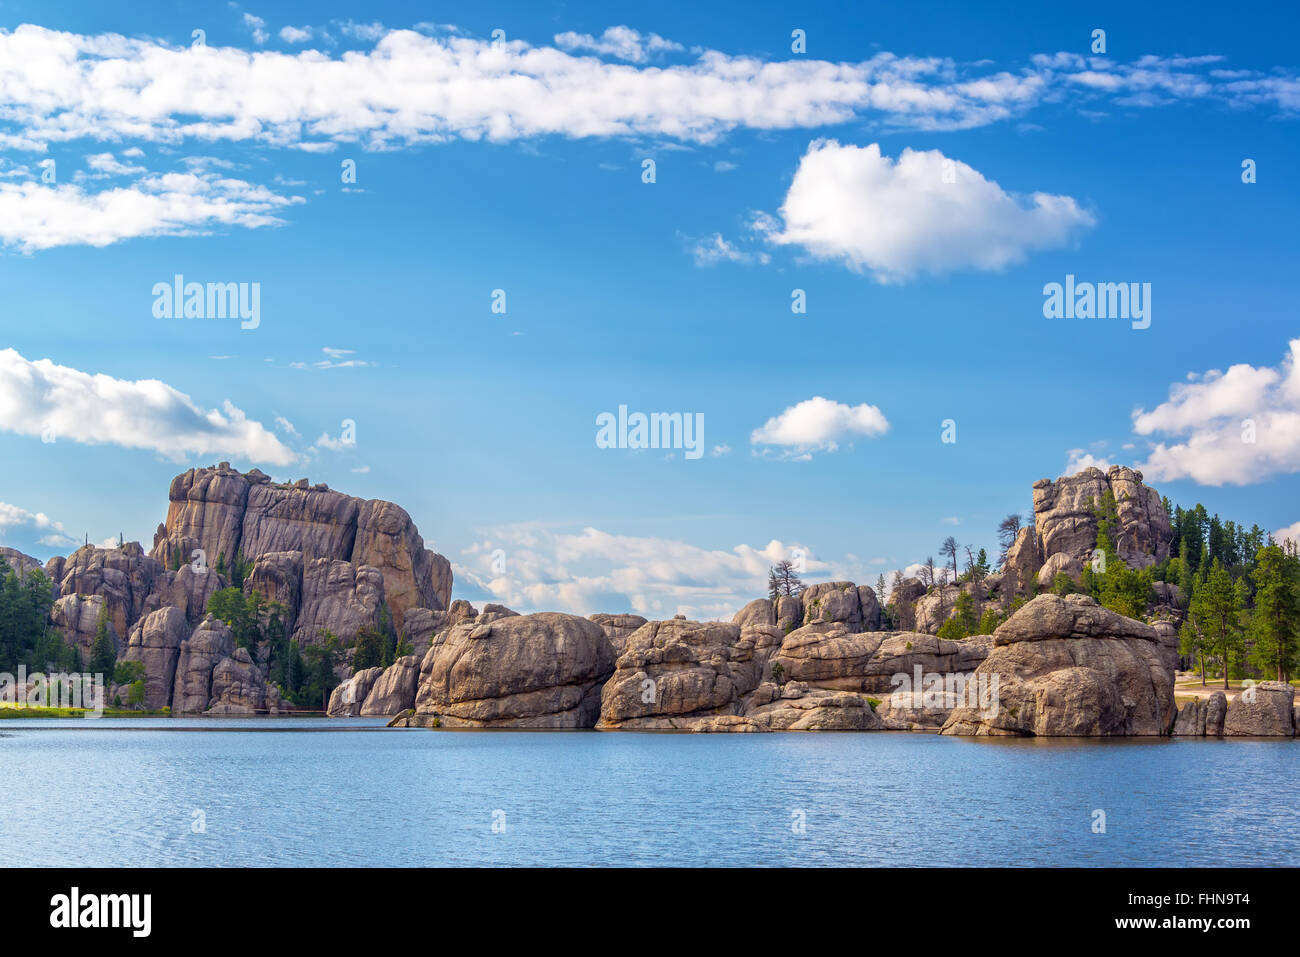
[150,463,451,621]
[4,463,452,716]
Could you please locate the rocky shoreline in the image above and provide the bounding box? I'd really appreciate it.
[2,462,1296,737]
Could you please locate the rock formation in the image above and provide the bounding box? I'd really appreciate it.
[598,619,763,729]
[595,600,992,732]
[54,543,162,639]
[122,606,189,709]
[1223,681,1296,736]
[941,594,1176,736]
[588,613,648,657]
[50,593,117,661]
[150,463,451,623]
[406,612,614,727]
[208,648,286,715]
[1005,466,1173,592]
[171,617,236,714]
[328,667,384,717]
[360,655,421,716]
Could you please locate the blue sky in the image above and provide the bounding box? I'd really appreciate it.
[1,0,1297,618]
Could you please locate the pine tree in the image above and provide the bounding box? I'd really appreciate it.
[1249,544,1300,681]
[88,610,117,677]
[1189,560,1243,688]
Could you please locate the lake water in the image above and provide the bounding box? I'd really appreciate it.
[3,719,1296,867]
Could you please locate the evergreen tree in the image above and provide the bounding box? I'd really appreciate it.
[88,610,117,676]
[1248,544,1300,681]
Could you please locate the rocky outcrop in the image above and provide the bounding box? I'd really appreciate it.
[1224,681,1296,736]
[122,606,189,709]
[0,547,45,580]
[742,680,883,731]
[594,610,985,732]
[887,578,927,631]
[151,465,254,573]
[411,613,614,727]
[1006,467,1173,592]
[1003,526,1042,593]
[54,543,162,638]
[799,582,882,633]
[589,613,648,657]
[941,594,1175,736]
[291,559,385,650]
[772,625,990,694]
[171,617,236,714]
[360,656,421,716]
[1205,691,1228,736]
[207,647,284,715]
[328,667,384,716]
[150,464,450,625]
[144,563,225,626]
[597,619,764,729]
[50,593,117,662]
[1037,552,1083,588]
[242,551,303,623]
[399,607,440,661]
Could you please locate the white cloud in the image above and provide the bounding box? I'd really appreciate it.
[313,432,356,451]
[456,524,850,620]
[1273,521,1300,548]
[1135,338,1300,485]
[689,232,769,267]
[274,416,299,437]
[336,20,386,42]
[279,26,313,44]
[554,26,683,63]
[290,348,373,370]
[710,444,732,457]
[754,140,1095,282]
[942,516,961,525]
[0,170,301,251]
[242,14,269,45]
[0,27,1291,154]
[0,502,76,548]
[751,396,889,457]
[0,348,299,466]
[81,152,147,178]
[1064,449,1114,474]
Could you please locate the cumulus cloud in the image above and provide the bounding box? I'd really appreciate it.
[279,26,314,44]
[751,396,889,458]
[0,348,299,465]
[1273,520,1300,548]
[554,26,683,62]
[241,14,269,45]
[0,26,1293,154]
[0,169,301,251]
[456,525,847,620]
[754,141,1095,282]
[1064,449,1114,474]
[1135,339,1300,485]
[0,502,76,548]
